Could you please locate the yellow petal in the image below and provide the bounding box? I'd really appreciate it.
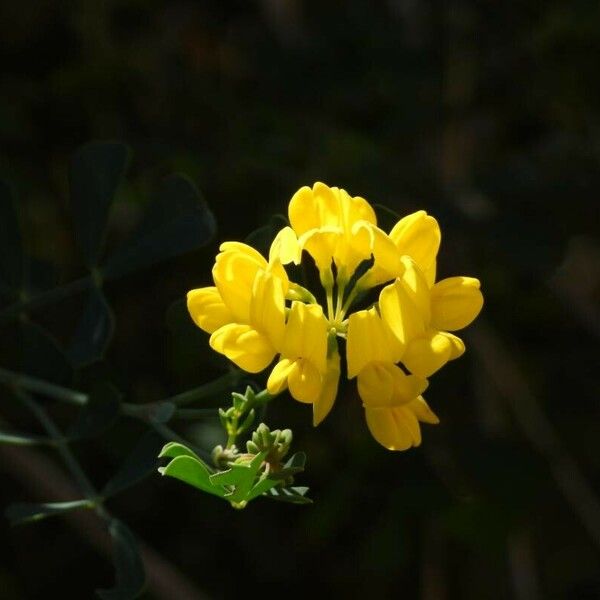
[212,243,268,322]
[288,182,376,237]
[403,330,453,377]
[408,395,440,424]
[357,362,427,408]
[288,358,323,404]
[389,210,440,285]
[346,307,403,378]
[298,227,340,274]
[430,276,483,331]
[352,222,403,288]
[281,301,328,373]
[187,287,233,333]
[379,275,427,349]
[269,226,301,265]
[399,256,431,323]
[249,270,285,350]
[267,358,296,395]
[313,350,340,426]
[364,405,419,451]
[357,363,397,406]
[209,323,275,373]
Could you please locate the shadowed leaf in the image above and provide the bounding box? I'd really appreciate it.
[97,519,145,600]
[68,287,115,367]
[103,174,216,279]
[70,142,130,267]
[103,431,163,497]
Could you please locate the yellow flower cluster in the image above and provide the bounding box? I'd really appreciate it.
[188,183,483,450]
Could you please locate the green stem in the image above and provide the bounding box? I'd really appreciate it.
[0,276,93,324]
[0,429,57,446]
[225,389,275,449]
[0,367,88,406]
[14,388,105,515]
[164,370,243,406]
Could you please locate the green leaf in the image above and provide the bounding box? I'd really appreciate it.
[0,179,24,293]
[97,519,145,600]
[5,499,94,525]
[69,141,130,268]
[68,382,121,439]
[158,442,202,461]
[103,431,164,497]
[103,174,216,279]
[68,288,115,367]
[159,455,228,498]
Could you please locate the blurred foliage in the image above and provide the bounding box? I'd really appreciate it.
[1,1,599,599]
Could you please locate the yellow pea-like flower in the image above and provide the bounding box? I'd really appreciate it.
[267,301,328,403]
[187,181,483,452]
[346,306,434,450]
[380,256,482,378]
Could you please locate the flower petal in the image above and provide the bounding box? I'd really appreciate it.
[281,301,328,373]
[403,330,455,378]
[347,307,403,378]
[408,395,440,424]
[313,350,341,426]
[187,286,233,334]
[379,275,427,348]
[430,276,483,331]
[249,270,286,350]
[389,210,440,285]
[209,323,275,373]
[288,358,323,404]
[364,405,416,451]
[267,358,296,395]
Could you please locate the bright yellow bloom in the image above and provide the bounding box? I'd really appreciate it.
[346,307,435,450]
[267,301,328,403]
[187,182,483,452]
[187,242,287,373]
[380,256,483,378]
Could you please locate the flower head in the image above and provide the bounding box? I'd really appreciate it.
[188,182,483,451]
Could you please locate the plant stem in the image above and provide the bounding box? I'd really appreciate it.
[0,367,88,406]
[164,370,243,406]
[14,388,105,515]
[0,276,93,324]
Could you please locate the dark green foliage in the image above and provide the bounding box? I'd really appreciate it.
[96,520,145,600]
[103,175,216,279]
[69,142,130,268]
[68,288,115,368]
[103,431,164,497]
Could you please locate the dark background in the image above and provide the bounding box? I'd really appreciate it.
[1,1,599,598]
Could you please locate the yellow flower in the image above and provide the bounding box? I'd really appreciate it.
[267,301,328,404]
[187,242,287,373]
[380,256,483,378]
[187,182,483,452]
[346,306,435,450]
